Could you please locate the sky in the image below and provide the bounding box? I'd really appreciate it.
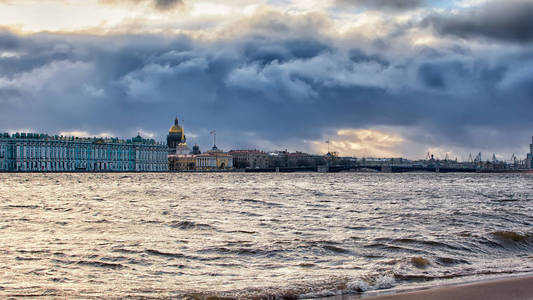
[0,0,532,160]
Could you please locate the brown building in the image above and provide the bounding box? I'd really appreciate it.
[287,151,325,168]
[229,150,268,169]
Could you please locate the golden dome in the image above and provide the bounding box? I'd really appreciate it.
[169,124,183,134]
[168,116,185,141]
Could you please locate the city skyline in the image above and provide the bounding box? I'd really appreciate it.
[1,0,532,160]
[3,126,532,164]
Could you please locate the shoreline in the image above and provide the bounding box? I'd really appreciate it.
[316,274,533,300]
[1,170,532,174]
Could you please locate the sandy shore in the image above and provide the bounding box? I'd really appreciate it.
[318,275,533,300]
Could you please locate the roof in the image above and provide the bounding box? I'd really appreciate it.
[228,150,265,154]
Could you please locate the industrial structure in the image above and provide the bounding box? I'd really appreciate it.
[0,133,168,172]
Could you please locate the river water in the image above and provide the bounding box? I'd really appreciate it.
[0,173,532,299]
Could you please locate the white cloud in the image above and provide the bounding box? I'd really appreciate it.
[58,130,116,138]
[83,84,105,98]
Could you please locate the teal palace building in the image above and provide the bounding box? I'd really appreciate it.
[0,133,168,172]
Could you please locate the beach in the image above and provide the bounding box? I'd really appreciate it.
[319,275,533,300]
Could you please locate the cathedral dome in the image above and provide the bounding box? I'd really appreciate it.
[169,124,183,134]
[168,117,184,139]
[167,116,186,153]
[169,116,183,133]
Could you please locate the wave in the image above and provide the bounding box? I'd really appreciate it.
[479,231,533,251]
[393,269,529,282]
[410,256,431,268]
[145,249,185,258]
[199,247,271,256]
[51,258,125,270]
[491,231,531,244]
[169,220,216,230]
[227,230,257,234]
[180,275,398,300]
[389,238,468,251]
[435,256,470,266]
[145,249,225,262]
[5,205,40,209]
[76,260,125,269]
[322,245,351,254]
[364,243,430,254]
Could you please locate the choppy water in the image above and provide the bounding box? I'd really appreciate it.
[0,173,532,299]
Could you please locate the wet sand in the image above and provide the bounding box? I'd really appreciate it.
[319,275,533,300]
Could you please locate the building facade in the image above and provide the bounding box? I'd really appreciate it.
[287,151,326,168]
[228,150,268,169]
[195,146,233,170]
[268,150,289,168]
[526,137,533,169]
[168,154,196,171]
[0,132,168,172]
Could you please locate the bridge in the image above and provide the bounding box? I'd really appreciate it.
[327,164,477,173]
[244,163,478,173]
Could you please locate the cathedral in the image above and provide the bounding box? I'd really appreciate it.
[167,117,189,154]
[166,116,233,171]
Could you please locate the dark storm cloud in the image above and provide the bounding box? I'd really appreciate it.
[348,49,389,67]
[0,30,20,50]
[425,0,533,43]
[243,38,331,65]
[418,63,446,89]
[101,0,184,10]
[335,0,424,10]
[0,11,532,156]
[153,0,183,10]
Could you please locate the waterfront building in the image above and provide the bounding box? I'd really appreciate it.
[169,145,233,171]
[287,151,326,168]
[167,117,186,154]
[168,154,196,171]
[0,132,168,172]
[526,137,533,169]
[268,150,289,168]
[196,146,233,170]
[228,150,268,169]
[266,150,327,169]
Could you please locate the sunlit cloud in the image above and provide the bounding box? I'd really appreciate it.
[313,129,404,158]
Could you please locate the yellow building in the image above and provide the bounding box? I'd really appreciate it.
[195,146,233,170]
[168,154,196,171]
